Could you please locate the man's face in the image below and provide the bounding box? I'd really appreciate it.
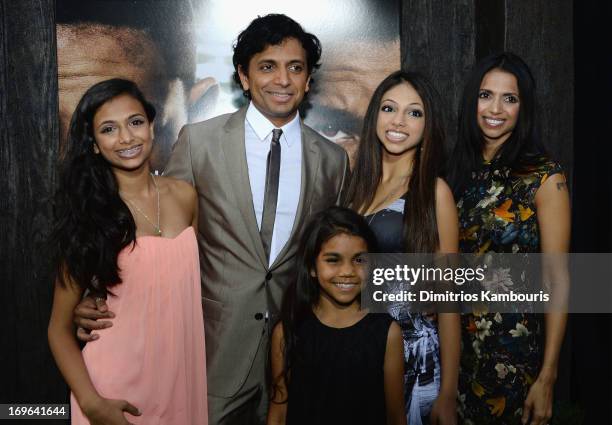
[238,37,311,127]
[306,38,400,165]
[57,24,182,170]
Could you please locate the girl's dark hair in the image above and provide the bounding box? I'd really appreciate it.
[446,52,547,197]
[343,70,446,253]
[51,78,156,294]
[272,206,377,401]
[232,13,322,96]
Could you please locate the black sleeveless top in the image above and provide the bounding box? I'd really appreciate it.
[286,312,394,425]
[364,197,406,253]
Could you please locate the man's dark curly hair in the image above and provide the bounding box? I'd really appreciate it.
[232,14,322,96]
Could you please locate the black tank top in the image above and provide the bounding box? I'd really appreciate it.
[364,197,406,253]
[286,312,394,425]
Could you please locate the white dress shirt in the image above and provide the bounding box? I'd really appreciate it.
[244,103,302,266]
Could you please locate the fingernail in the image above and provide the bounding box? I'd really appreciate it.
[92,334,99,340]
[109,312,115,318]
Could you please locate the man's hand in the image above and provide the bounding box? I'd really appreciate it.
[82,396,141,425]
[74,296,115,342]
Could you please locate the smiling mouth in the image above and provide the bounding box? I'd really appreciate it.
[116,144,143,158]
[267,91,293,101]
[484,118,505,127]
[386,130,408,142]
[334,283,359,291]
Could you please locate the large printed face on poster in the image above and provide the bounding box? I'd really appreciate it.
[56,0,399,171]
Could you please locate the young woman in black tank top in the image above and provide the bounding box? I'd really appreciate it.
[344,71,460,425]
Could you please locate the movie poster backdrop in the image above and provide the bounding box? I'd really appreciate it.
[56,0,400,171]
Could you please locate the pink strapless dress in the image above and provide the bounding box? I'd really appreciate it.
[70,227,207,424]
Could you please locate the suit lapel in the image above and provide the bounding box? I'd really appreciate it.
[271,122,320,269]
[221,107,268,267]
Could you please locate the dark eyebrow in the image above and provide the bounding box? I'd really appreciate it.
[97,120,116,127]
[256,58,305,65]
[479,88,519,97]
[97,113,145,128]
[381,99,423,108]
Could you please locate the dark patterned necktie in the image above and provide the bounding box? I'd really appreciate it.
[260,128,282,262]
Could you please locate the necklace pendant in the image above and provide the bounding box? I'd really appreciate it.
[155,228,162,236]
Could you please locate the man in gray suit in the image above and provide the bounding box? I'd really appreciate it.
[75,14,348,425]
[164,14,348,423]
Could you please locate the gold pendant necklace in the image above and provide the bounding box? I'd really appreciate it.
[122,174,162,236]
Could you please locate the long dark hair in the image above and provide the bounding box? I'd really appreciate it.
[343,70,446,253]
[51,78,156,294]
[272,206,377,401]
[446,52,547,197]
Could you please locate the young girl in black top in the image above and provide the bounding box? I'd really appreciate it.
[267,207,406,425]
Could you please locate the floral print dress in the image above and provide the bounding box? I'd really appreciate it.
[456,157,563,424]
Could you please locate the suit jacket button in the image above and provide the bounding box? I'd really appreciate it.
[254,312,264,321]
[266,272,272,281]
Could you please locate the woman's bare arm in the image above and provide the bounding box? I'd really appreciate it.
[522,172,570,425]
[384,321,407,425]
[435,178,459,254]
[430,178,460,425]
[48,277,139,424]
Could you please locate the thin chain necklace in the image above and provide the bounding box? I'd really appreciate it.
[122,174,161,236]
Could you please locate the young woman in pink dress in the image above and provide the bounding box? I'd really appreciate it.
[48,79,207,425]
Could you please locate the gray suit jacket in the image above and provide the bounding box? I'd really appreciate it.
[164,107,349,397]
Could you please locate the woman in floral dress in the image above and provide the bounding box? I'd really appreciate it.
[446,52,570,425]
